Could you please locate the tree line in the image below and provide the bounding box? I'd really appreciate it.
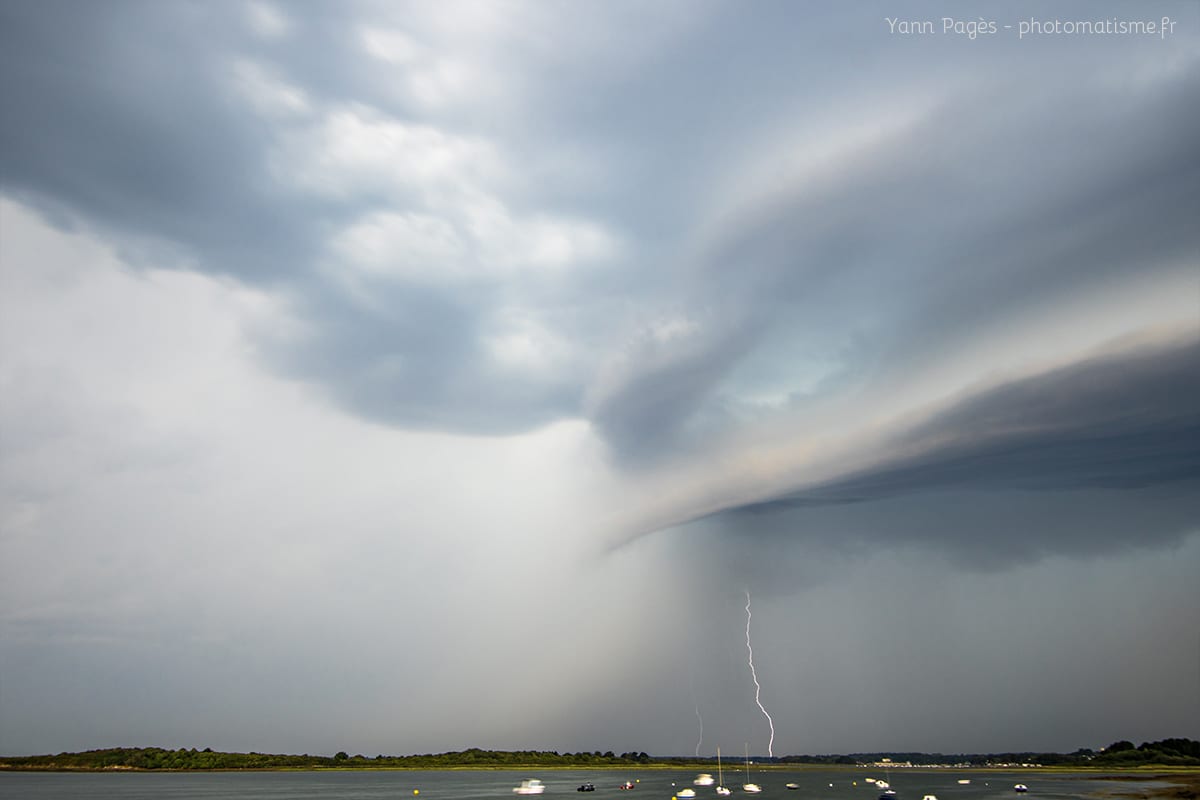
[778,739,1199,767]
[0,747,654,771]
[1090,739,1200,766]
[1,739,1195,771]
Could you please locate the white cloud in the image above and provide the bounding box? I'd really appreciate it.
[355,1,710,119]
[229,59,312,118]
[245,1,291,40]
[359,26,425,65]
[286,101,618,288]
[328,201,616,290]
[463,195,617,271]
[278,104,502,201]
[359,25,495,111]
[484,307,574,375]
[331,210,466,278]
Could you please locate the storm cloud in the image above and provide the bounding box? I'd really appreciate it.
[732,336,1200,504]
[2,0,1198,760]
[680,335,1197,572]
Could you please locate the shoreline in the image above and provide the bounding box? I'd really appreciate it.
[4,765,1200,777]
[1089,773,1200,800]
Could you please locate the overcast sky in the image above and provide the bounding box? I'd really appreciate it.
[1,0,1198,759]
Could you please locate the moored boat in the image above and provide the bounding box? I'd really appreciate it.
[716,747,732,796]
[514,779,545,795]
[742,746,761,793]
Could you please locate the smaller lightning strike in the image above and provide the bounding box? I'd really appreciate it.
[689,666,703,757]
[745,589,776,758]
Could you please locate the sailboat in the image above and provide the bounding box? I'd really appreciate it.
[715,747,732,796]
[742,745,761,794]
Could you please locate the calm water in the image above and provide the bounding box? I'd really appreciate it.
[0,768,1160,800]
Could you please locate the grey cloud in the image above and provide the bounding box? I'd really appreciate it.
[586,313,761,461]
[3,0,1197,452]
[686,483,1200,593]
[0,1,333,281]
[0,1,629,436]
[589,61,1200,462]
[270,283,583,433]
[749,336,1200,503]
[694,336,1200,567]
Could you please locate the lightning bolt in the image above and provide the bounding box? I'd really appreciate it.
[689,665,703,757]
[745,589,775,758]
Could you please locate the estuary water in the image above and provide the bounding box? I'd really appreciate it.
[0,768,1157,800]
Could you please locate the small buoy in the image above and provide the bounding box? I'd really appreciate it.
[413,790,419,795]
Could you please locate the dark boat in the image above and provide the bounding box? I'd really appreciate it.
[577,784,596,792]
[880,790,898,800]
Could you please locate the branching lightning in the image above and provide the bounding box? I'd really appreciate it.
[744,589,776,758]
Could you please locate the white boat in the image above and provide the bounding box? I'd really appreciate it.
[695,773,715,787]
[878,782,891,789]
[958,780,971,785]
[715,747,732,796]
[514,779,545,795]
[742,746,761,793]
[1014,785,1028,793]
[786,783,800,790]
[924,795,939,800]
[678,789,697,798]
